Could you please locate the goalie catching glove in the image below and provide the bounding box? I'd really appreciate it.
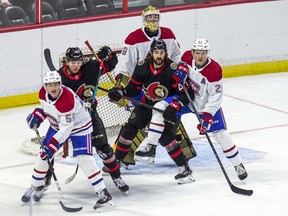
[197,112,214,134]
[26,108,46,129]
[163,101,183,123]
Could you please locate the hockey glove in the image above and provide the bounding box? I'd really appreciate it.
[163,101,183,123]
[197,112,214,134]
[108,87,124,102]
[97,46,112,61]
[26,108,46,129]
[172,61,189,88]
[40,139,59,159]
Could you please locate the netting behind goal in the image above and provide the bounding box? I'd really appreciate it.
[21,43,131,157]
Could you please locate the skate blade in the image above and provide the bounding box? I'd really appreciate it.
[134,155,155,164]
[94,201,115,213]
[177,175,195,185]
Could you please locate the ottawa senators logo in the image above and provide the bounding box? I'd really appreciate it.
[76,84,95,101]
[143,82,168,101]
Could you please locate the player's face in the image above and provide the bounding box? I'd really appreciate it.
[152,49,166,67]
[46,82,61,99]
[67,60,82,74]
[193,50,208,67]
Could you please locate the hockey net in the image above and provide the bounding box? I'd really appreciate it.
[21,43,131,158]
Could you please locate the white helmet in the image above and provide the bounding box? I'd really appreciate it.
[43,71,61,84]
[192,39,210,51]
[141,5,160,32]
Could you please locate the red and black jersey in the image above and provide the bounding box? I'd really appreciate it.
[58,55,117,102]
[124,58,179,106]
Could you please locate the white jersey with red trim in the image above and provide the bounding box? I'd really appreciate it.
[181,50,223,116]
[120,27,181,76]
[39,85,93,144]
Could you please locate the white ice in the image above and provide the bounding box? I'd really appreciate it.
[0,72,288,216]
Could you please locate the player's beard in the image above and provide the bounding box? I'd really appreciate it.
[153,57,164,67]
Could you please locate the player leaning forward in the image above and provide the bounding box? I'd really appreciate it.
[22,71,113,208]
[108,39,195,184]
[178,39,248,180]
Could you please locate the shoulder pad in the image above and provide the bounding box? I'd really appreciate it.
[170,62,178,70]
[138,59,145,66]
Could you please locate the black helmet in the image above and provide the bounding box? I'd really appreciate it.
[65,47,83,61]
[150,39,167,53]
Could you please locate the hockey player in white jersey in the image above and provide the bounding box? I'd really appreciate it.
[21,71,113,209]
[165,38,248,180]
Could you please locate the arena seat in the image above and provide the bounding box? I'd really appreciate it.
[85,0,115,15]
[1,6,31,26]
[55,0,87,20]
[27,2,58,23]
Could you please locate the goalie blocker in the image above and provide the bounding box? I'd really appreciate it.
[112,72,197,165]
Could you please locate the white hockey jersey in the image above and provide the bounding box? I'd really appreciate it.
[181,50,223,116]
[119,26,181,76]
[39,85,92,145]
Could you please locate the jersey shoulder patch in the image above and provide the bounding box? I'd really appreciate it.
[170,62,178,70]
[138,59,146,66]
[181,51,193,67]
[201,59,222,82]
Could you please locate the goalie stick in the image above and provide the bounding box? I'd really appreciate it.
[182,86,253,196]
[34,128,83,212]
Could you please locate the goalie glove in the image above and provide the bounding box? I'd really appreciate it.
[197,112,214,134]
[40,138,59,159]
[97,46,112,61]
[26,108,46,129]
[163,101,183,123]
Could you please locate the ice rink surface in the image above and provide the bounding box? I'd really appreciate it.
[0,72,288,216]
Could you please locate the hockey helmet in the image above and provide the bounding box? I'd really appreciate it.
[192,39,210,51]
[65,47,83,61]
[150,39,167,53]
[43,70,61,84]
[142,5,160,32]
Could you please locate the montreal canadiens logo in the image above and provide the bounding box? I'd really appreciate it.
[143,82,168,101]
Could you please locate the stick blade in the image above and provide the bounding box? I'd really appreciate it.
[44,48,57,71]
[59,201,83,212]
[231,185,253,196]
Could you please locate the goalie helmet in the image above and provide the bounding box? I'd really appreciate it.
[142,5,160,32]
[192,39,210,51]
[65,47,83,61]
[43,70,61,84]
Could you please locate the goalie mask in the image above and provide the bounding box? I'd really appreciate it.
[142,5,160,32]
[65,47,83,62]
[192,39,210,52]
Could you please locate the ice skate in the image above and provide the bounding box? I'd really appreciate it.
[134,144,156,164]
[93,188,114,212]
[113,177,129,195]
[21,185,46,203]
[174,163,195,184]
[234,163,248,180]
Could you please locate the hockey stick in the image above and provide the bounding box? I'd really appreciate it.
[44,48,57,71]
[34,128,83,212]
[182,87,253,196]
[84,40,117,85]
